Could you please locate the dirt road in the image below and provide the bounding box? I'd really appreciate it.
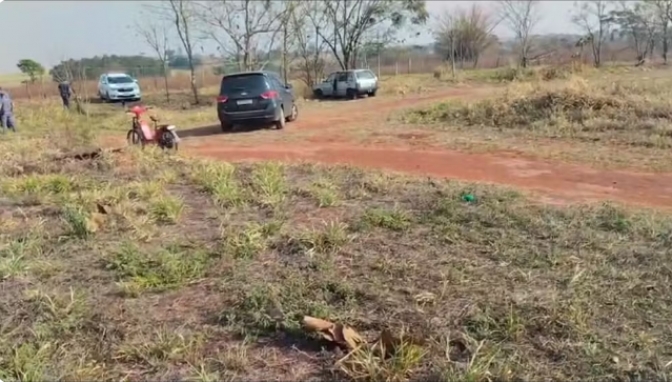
[180,87,672,208]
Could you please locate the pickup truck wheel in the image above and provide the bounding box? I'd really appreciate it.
[275,108,286,130]
[369,90,377,97]
[347,89,357,100]
[313,89,323,99]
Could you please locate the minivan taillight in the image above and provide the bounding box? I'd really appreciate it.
[217,95,228,103]
[260,90,278,99]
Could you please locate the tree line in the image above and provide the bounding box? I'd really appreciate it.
[14,53,204,87]
[434,0,672,75]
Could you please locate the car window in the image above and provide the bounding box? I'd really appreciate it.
[269,76,284,90]
[108,76,134,84]
[356,70,376,80]
[337,72,348,82]
[325,73,336,82]
[220,74,269,94]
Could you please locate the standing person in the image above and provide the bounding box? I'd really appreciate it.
[58,80,71,109]
[0,88,16,133]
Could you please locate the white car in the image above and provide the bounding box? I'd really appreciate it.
[312,69,378,99]
[98,73,142,102]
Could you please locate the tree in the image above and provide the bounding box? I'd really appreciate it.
[572,1,613,67]
[434,5,498,69]
[498,0,541,68]
[612,1,659,62]
[198,0,285,72]
[647,0,672,62]
[16,59,45,83]
[135,13,172,102]
[293,2,329,87]
[316,0,429,70]
[154,0,200,104]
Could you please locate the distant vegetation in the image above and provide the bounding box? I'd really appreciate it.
[48,51,204,82]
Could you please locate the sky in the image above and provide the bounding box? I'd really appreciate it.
[0,0,580,74]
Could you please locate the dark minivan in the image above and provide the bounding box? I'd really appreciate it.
[216,71,298,132]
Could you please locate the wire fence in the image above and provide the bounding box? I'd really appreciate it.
[9,55,448,100]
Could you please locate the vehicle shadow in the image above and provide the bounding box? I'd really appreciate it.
[178,123,265,138]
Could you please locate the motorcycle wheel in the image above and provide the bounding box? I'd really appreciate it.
[127,129,142,146]
[160,130,178,151]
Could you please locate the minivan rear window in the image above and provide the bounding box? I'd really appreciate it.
[220,74,269,94]
[356,71,376,79]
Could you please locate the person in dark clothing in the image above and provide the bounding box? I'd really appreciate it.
[58,81,71,109]
[0,88,16,132]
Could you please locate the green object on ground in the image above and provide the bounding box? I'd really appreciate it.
[461,193,476,203]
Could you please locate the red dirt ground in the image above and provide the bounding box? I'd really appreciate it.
[165,87,672,208]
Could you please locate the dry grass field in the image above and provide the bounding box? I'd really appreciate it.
[1,65,672,382]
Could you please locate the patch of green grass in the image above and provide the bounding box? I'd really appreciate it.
[149,194,185,224]
[307,179,340,207]
[249,162,287,207]
[222,223,268,259]
[191,161,246,207]
[106,244,210,295]
[359,207,413,231]
[60,205,95,239]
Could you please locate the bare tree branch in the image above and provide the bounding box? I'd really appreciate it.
[498,0,541,68]
[316,0,429,70]
[135,11,171,102]
[572,0,613,67]
[149,0,201,104]
[197,0,286,72]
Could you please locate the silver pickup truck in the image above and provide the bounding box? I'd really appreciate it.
[312,69,378,100]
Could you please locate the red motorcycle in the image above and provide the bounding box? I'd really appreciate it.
[126,105,180,151]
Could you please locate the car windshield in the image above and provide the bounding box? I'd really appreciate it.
[220,74,268,94]
[356,71,376,79]
[108,76,134,84]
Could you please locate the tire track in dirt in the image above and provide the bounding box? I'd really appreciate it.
[172,85,672,208]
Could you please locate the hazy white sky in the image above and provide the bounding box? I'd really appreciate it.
[0,0,580,74]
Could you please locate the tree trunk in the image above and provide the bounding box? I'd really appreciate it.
[282,24,289,84]
[188,60,200,104]
[162,63,170,102]
[664,35,669,64]
[342,50,350,70]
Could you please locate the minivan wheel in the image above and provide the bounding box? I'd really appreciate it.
[275,108,286,130]
[220,121,233,132]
